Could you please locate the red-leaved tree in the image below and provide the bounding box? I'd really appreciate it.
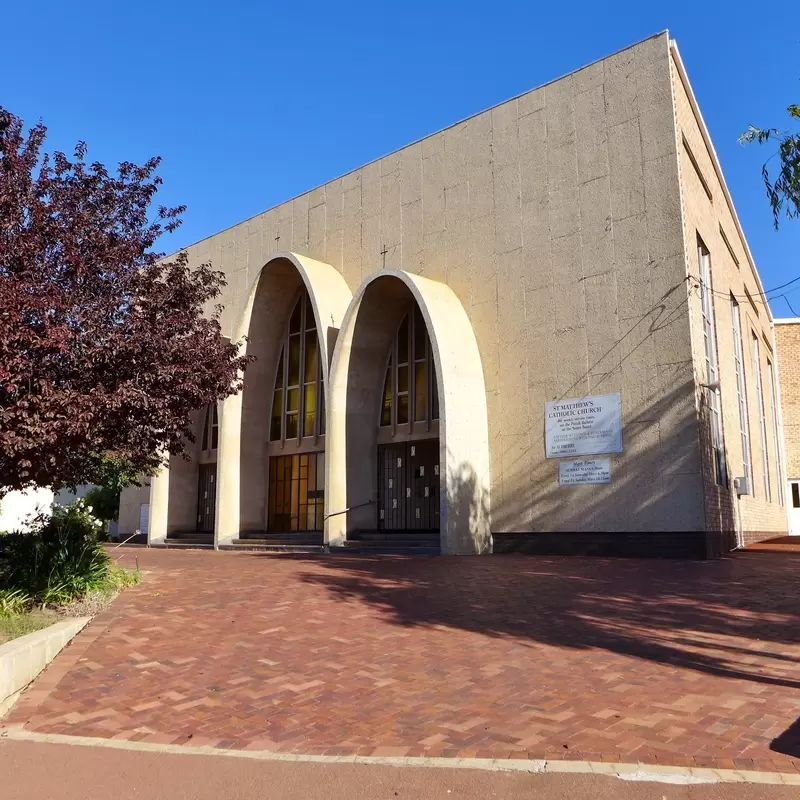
[0,107,250,492]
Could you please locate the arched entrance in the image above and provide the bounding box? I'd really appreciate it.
[214,252,352,547]
[326,270,492,555]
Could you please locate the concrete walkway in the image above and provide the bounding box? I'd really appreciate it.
[3,547,800,776]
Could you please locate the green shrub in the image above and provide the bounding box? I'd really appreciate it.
[81,486,121,524]
[0,500,117,607]
[0,588,32,617]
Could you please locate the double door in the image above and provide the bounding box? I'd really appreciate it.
[378,439,439,531]
[268,452,325,532]
[196,463,217,533]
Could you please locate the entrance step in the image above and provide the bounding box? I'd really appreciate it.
[223,541,326,554]
[225,531,325,554]
[163,532,214,549]
[332,530,441,555]
[349,530,439,542]
[237,531,324,545]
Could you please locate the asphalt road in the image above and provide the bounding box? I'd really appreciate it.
[1,740,796,800]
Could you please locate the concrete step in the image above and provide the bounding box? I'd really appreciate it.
[224,541,325,554]
[167,532,214,541]
[346,540,439,548]
[237,532,323,545]
[349,531,439,543]
[163,532,214,549]
[160,541,215,549]
[330,544,440,556]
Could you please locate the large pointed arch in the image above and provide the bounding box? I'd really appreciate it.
[215,252,352,546]
[326,270,491,555]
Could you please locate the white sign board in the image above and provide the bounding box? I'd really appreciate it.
[559,458,611,486]
[545,393,622,458]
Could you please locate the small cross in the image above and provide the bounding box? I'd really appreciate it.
[380,243,388,269]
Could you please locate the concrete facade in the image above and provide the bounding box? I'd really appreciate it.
[118,32,787,555]
[117,480,152,542]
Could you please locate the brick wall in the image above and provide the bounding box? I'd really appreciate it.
[775,322,800,481]
[670,47,787,548]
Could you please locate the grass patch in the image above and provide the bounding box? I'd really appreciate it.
[0,609,59,646]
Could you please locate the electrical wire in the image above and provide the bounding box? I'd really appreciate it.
[782,295,800,317]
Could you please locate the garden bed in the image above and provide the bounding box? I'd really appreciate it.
[1,500,140,648]
[0,609,59,646]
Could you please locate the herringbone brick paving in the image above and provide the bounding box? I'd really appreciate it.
[5,547,800,772]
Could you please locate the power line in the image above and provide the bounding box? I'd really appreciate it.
[783,295,800,317]
[691,277,797,311]
[763,275,800,297]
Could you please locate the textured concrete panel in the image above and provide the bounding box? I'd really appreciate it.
[608,118,645,221]
[442,122,468,188]
[400,141,422,206]
[575,83,609,184]
[643,154,684,262]
[493,165,522,254]
[492,100,519,168]
[637,59,676,163]
[518,85,545,117]
[603,47,637,128]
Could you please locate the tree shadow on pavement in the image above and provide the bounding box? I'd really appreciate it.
[772,717,800,758]
[289,550,800,690]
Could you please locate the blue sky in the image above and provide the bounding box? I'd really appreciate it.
[5,1,799,315]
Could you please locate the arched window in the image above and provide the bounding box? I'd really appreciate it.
[270,289,325,441]
[200,403,219,451]
[380,305,439,427]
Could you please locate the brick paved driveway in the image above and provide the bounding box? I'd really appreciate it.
[5,547,800,773]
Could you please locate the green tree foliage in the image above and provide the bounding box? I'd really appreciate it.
[741,104,800,228]
[83,486,121,523]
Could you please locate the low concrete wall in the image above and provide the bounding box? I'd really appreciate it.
[0,617,90,716]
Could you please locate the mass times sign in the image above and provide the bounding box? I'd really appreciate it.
[545,393,622,458]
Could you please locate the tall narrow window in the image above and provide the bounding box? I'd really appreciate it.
[752,334,770,501]
[200,403,219,452]
[730,298,752,489]
[698,239,726,486]
[767,359,784,505]
[379,305,439,428]
[270,289,325,441]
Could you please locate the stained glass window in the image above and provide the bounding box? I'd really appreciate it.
[379,305,439,428]
[270,289,325,441]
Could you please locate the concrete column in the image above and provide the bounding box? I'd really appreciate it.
[215,391,242,547]
[147,463,169,546]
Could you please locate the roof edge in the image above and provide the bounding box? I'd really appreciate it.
[669,40,772,322]
[171,31,671,255]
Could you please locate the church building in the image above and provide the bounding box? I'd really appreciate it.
[118,32,789,557]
